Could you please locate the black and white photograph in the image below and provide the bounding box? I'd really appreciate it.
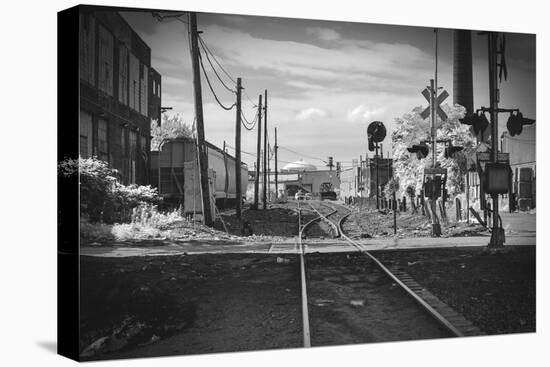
[0,1,540,366]
[54,3,541,362]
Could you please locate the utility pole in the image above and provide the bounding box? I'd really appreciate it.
[235,77,242,217]
[488,32,504,247]
[189,12,212,226]
[263,90,268,210]
[254,95,262,210]
[275,127,278,199]
[223,140,228,209]
[267,142,271,201]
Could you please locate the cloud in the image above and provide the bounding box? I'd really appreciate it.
[200,24,433,88]
[347,104,386,122]
[286,80,328,91]
[306,27,341,41]
[296,108,327,120]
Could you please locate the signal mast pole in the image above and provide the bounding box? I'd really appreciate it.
[488,32,505,247]
[428,28,442,237]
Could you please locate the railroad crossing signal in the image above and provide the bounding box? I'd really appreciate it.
[327,156,334,170]
[407,143,429,160]
[444,144,464,158]
[506,111,535,136]
[420,88,449,121]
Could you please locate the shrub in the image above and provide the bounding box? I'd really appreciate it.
[58,157,160,223]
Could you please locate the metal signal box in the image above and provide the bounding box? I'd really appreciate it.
[484,162,510,194]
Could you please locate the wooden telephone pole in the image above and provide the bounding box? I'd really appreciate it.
[235,77,242,217]
[263,90,268,210]
[274,127,278,199]
[189,12,212,226]
[254,95,262,209]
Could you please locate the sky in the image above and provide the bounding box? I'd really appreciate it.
[121,10,536,171]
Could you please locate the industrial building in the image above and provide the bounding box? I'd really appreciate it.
[339,157,393,202]
[502,124,536,209]
[78,8,162,185]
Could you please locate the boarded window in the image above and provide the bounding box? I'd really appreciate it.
[79,110,93,158]
[98,25,114,95]
[120,126,127,156]
[129,130,137,184]
[98,119,108,162]
[118,46,129,105]
[140,134,149,161]
[79,14,95,85]
[129,53,140,111]
[140,64,149,116]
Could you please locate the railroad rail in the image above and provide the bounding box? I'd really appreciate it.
[296,200,473,347]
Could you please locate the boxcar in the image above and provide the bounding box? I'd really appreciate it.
[151,137,248,214]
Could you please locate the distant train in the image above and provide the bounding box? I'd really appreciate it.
[151,137,248,215]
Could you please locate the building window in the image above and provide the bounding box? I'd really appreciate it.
[79,110,93,158]
[120,126,127,155]
[79,14,95,85]
[98,119,108,162]
[140,135,148,159]
[129,53,140,111]
[98,25,114,95]
[129,130,137,184]
[118,46,129,105]
[140,63,148,117]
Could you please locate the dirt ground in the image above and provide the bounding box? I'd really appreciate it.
[373,245,536,335]
[343,208,489,239]
[79,254,302,360]
[79,244,535,360]
[215,202,488,241]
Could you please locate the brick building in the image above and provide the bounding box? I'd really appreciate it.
[78,8,161,185]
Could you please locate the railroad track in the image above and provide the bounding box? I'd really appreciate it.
[296,200,482,347]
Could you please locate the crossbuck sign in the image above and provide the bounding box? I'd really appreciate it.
[420,87,449,121]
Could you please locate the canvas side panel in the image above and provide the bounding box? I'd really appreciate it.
[57,5,80,362]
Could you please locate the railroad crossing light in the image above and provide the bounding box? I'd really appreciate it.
[444,144,464,159]
[368,136,375,151]
[459,111,489,135]
[407,143,429,160]
[506,111,535,136]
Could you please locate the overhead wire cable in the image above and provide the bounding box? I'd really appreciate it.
[197,34,237,84]
[198,34,259,109]
[198,51,236,111]
[198,36,236,94]
[278,146,326,163]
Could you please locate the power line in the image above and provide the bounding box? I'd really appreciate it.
[198,36,236,94]
[198,52,236,111]
[225,144,257,158]
[278,146,326,163]
[197,35,258,108]
[241,106,258,125]
[197,35,237,84]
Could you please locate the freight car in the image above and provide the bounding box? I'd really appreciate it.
[151,137,248,215]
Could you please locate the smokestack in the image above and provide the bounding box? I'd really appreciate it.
[453,30,474,114]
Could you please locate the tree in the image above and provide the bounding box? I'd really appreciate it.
[151,114,193,151]
[392,104,476,199]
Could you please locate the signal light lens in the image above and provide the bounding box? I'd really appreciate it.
[507,111,535,137]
